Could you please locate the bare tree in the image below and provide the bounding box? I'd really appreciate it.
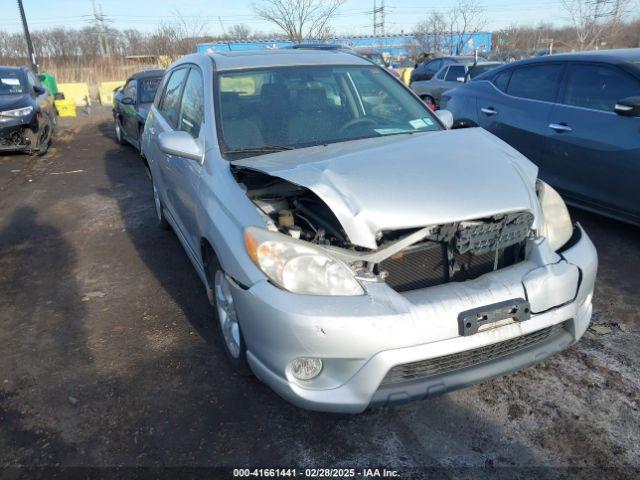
[561,0,631,50]
[413,0,487,55]
[253,0,346,41]
[449,0,487,54]
[228,24,252,41]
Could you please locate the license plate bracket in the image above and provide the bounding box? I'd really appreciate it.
[458,298,531,336]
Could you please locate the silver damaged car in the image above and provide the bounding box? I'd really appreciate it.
[142,49,597,413]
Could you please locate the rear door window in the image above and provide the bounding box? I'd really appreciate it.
[562,63,640,112]
[436,67,448,80]
[445,65,466,82]
[178,68,204,138]
[506,64,564,102]
[158,68,187,128]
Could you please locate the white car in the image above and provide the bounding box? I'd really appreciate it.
[143,49,597,413]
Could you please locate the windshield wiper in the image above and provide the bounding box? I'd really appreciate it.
[225,145,293,156]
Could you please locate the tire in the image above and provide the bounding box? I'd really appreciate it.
[421,95,437,111]
[138,124,145,157]
[32,116,52,157]
[114,117,126,145]
[151,173,171,230]
[208,253,252,376]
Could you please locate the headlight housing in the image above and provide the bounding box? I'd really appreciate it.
[244,226,364,296]
[536,180,573,251]
[0,106,33,118]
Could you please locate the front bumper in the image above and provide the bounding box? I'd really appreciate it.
[0,117,37,152]
[232,225,597,413]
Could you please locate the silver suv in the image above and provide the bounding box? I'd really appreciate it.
[142,50,597,413]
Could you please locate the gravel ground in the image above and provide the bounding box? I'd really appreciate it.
[0,109,638,478]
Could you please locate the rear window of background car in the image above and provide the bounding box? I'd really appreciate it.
[506,64,564,102]
[493,69,511,91]
[445,65,465,81]
[562,64,640,112]
[158,68,187,128]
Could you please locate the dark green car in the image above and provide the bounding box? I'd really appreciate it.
[113,69,164,154]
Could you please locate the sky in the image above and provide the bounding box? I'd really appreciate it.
[3,0,572,36]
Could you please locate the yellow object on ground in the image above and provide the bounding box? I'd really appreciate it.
[402,67,414,86]
[99,81,125,105]
[57,82,91,107]
[55,99,77,117]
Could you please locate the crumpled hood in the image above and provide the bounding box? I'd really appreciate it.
[233,128,541,249]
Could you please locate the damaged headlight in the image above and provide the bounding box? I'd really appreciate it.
[537,180,573,251]
[244,226,364,296]
[0,106,33,118]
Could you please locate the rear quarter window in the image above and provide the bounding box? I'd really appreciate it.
[506,64,564,102]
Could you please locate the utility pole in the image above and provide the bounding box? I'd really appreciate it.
[91,0,110,57]
[373,0,385,36]
[17,0,38,72]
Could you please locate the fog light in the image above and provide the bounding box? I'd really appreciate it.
[290,357,323,381]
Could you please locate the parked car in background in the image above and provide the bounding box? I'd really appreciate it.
[142,49,596,413]
[441,48,640,225]
[0,66,56,155]
[355,48,401,78]
[113,69,164,154]
[410,55,488,83]
[411,61,502,109]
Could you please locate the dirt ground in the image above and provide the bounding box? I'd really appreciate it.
[0,109,638,478]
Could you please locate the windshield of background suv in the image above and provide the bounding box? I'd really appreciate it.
[215,65,441,157]
[139,77,161,103]
[0,71,26,95]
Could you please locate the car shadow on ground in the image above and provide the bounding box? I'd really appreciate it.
[93,119,554,471]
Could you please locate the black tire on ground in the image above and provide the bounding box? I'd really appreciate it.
[114,117,126,145]
[206,252,252,376]
[138,124,145,157]
[32,115,52,157]
[151,173,171,230]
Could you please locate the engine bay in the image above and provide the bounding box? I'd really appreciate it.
[234,166,535,291]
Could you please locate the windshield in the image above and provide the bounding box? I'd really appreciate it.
[364,54,387,68]
[139,77,161,103]
[215,65,441,158]
[0,71,26,95]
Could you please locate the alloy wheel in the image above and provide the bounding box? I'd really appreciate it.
[214,270,241,359]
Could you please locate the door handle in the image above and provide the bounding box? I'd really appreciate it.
[548,123,572,133]
[481,107,497,116]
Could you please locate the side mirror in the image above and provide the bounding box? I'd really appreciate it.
[54,92,65,100]
[121,97,135,105]
[456,77,466,83]
[158,131,203,162]
[614,96,640,117]
[33,85,46,95]
[435,109,454,129]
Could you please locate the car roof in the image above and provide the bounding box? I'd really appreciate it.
[130,69,164,80]
[207,49,371,71]
[495,48,640,70]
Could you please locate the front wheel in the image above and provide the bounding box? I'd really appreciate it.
[151,174,170,230]
[210,255,251,376]
[114,117,125,145]
[32,116,52,156]
[421,95,437,111]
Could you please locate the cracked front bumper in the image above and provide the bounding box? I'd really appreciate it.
[232,225,597,413]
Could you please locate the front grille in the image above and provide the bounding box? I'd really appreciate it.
[379,243,520,292]
[381,323,565,386]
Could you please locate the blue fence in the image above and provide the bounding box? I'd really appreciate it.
[197,33,492,58]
